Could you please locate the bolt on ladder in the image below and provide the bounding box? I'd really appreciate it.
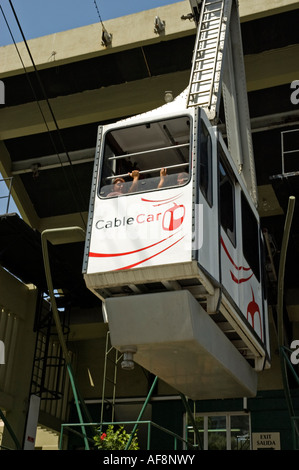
[100,330,123,425]
[187,0,231,119]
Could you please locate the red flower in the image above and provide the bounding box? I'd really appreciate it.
[100,433,106,440]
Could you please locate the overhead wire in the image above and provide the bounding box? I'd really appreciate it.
[93,0,104,25]
[93,0,112,46]
[1,1,90,230]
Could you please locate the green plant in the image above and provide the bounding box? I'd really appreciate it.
[93,424,139,450]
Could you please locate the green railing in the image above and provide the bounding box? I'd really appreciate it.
[59,420,198,451]
[0,408,21,450]
[280,345,299,449]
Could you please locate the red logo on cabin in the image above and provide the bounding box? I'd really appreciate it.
[162,202,185,231]
[247,287,262,339]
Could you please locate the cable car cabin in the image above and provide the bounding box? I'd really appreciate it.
[83,98,270,399]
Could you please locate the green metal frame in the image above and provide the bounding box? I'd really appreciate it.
[125,375,158,450]
[280,346,299,449]
[59,420,197,450]
[0,408,21,450]
[59,374,203,450]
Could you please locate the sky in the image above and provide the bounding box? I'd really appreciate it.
[0,0,182,46]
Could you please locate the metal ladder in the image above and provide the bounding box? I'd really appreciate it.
[30,292,68,402]
[187,0,231,119]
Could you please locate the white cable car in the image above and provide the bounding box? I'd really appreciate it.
[83,0,270,400]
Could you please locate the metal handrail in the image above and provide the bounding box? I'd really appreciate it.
[108,143,190,161]
[105,162,189,181]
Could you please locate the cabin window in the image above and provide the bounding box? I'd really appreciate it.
[260,232,268,301]
[199,121,213,206]
[219,154,236,246]
[241,192,260,281]
[99,116,191,197]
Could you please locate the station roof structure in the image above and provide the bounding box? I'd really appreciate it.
[0,0,299,317]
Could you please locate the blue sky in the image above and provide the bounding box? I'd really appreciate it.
[0,0,182,46]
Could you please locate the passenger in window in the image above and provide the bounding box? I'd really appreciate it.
[128,170,140,193]
[107,170,140,197]
[158,168,167,188]
[158,169,189,187]
[107,177,126,197]
[125,168,168,190]
[177,172,189,185]
[106,168,185,196]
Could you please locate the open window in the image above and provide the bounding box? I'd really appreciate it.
[199,121,213,206]
[99,116,191,197]
[241,192,260,281]
[219,149,236,246]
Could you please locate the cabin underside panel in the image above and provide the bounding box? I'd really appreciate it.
[105,290,258,400]
[84,261,268,368]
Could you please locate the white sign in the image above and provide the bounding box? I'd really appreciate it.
[23,395,41,450]
[87,185,199,274]
[252,432,280,450]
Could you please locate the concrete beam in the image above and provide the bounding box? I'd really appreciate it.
[0,142,39,227]
[0,70,189,140]
[0,1,194,77]
[1,0,298,78]
[239,0,299,22]
[245,44,299,92]
[2,37,299,142]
